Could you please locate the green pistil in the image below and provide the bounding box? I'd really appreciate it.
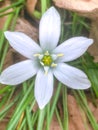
[41,55,53,66]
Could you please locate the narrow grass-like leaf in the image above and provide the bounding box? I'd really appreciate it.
[0,0,24,13]
[73,90,98,130]
[0,86,11,94]
[33,10,41,19]
[62,87,68,130]
[41,0,47,14]
[6,81,34,130]
[55,107,63,130]
[49,82,62,121]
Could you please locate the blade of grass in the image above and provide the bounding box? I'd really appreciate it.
[0,85,11,94]
[73,90,98,130]
[55,107,63,130]
[41,0,47,14]
[45,83,61,130]
[0,94,19,119]
[0,6,23,72]
[62,86,68,130]
[23,82,34,130]
[6,81,34,130]
[49,82,62,121]
[81,53,98,97]
[0,0,24,13]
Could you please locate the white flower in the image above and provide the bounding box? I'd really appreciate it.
[0,7,93,109]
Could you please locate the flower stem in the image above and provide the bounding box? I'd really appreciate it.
[37,108,45,130]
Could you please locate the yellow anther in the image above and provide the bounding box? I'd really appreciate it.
[45,70,48,75]
[57,53,64,57]
[51,63,57,67]
[45,51,49,55]
[34,53,41,57]
[44,67,49,75]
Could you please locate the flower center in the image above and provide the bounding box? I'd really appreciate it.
[34,51,64,74]
[41,55,53,66]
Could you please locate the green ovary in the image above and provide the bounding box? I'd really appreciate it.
[41,55,53,66]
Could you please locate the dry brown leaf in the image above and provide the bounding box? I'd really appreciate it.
[3,47,26,70]
[93,109,98,123]
[88,100,98,123]
[50,114,61,130]
[26,0,37,15]
[0,120,9,130]
[53,0,98,19]
[15,18,38,42]
[0,104,16,130]
[68,95,92,130]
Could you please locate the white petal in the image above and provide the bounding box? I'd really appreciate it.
[0,60,38,85]
[39,7,61,51]
[53,37,93,62]
[4,31,42,59]
[53,63,91,89]
[35,69,53,109]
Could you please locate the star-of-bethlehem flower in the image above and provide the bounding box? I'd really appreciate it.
[0,7,93,109]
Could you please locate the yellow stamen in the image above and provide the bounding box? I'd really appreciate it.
[51,63,57,67]
[44,67,49,75]
[57,53,64,57]
[34,53,41,57]
[45,70,48,75]
[45,51,49,55]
